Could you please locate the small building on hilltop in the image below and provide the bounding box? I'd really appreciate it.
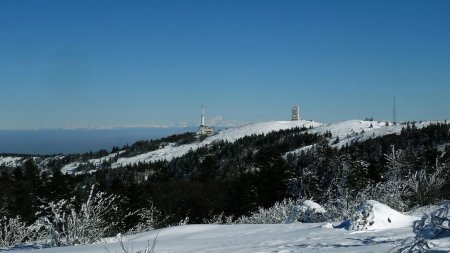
[197,105,214,136]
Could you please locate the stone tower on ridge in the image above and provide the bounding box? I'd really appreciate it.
[291,105,300,121]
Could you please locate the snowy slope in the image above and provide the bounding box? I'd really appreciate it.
[89,150,126,166]
[287,120,442,156]
[0,156,23,167]
[111,120,322,168]
[0,156,66,172]
[9,223,450,253]
[313,120,440,148]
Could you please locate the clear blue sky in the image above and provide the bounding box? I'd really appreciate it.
[1,0,449,130]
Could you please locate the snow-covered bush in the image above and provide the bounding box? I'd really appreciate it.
[374,147,448,210]
[350,201,375,230]
[391,203,450,253]
[128,202,168,234]
[235,199,300,224]
[287,200,327,223]
[112,233,158,253]
[322,195,364,222]
[37,185,120,247]
[361,181,409,212]
[203,212,234,225]
[0,216,30,248]
[351,163,446,214]
[235,198,326,224]
[178,217,189,226]
[406,162,447,206]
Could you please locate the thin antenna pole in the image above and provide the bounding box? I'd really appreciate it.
[201,105,205,126]
[393,96,397,124]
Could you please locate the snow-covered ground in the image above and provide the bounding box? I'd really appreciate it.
[8,223,450,253]
[7,200,449,253]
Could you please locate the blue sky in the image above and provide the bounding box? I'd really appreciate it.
[1,0,449,130]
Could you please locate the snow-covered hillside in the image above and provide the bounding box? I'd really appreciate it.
[0,156,61,170]
[110,120,322,168]
[286,120,441,157]
[0,156,24,167]
[112,119,444,169]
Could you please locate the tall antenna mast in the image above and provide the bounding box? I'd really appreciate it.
[201,105,205,126]
[393,96,397,125]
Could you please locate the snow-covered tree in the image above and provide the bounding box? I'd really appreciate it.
[359,146,413,211]
[362,180,409,212]
[384,145,410,181]
[0,216,30,248]
[37,185,120,246]
[406,158,447,206]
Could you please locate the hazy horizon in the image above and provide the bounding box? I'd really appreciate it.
[0,127,197,155]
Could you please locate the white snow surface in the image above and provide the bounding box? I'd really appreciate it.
[9,223,450,253]
[112,120,322,168]
[352,200,420,231]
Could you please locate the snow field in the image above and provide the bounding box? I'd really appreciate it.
[10,200,446,253]
[8,223,421,253]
